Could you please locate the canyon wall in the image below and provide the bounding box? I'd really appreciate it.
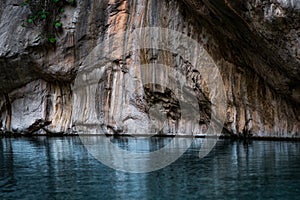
[0,0,299,137]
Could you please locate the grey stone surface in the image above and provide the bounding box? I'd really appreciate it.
[0,0,299,137]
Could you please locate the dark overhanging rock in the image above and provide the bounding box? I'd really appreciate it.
[182,0,300,103]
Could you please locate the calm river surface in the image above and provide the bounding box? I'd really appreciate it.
[0,136,299,199]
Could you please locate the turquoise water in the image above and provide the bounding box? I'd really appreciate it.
[0,136,299,199]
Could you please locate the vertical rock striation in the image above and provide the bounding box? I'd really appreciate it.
[0,0,299,137]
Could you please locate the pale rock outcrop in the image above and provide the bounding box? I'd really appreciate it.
[0,0,299,137]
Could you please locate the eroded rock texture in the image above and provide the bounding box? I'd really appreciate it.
[0,0,299,137]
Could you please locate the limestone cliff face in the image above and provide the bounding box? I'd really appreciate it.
[0,0,299,137]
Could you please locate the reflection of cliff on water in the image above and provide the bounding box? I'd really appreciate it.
[0,137,92,199]
[0,138,16,192]
[0,137,300,199]
[110,136,174,152]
